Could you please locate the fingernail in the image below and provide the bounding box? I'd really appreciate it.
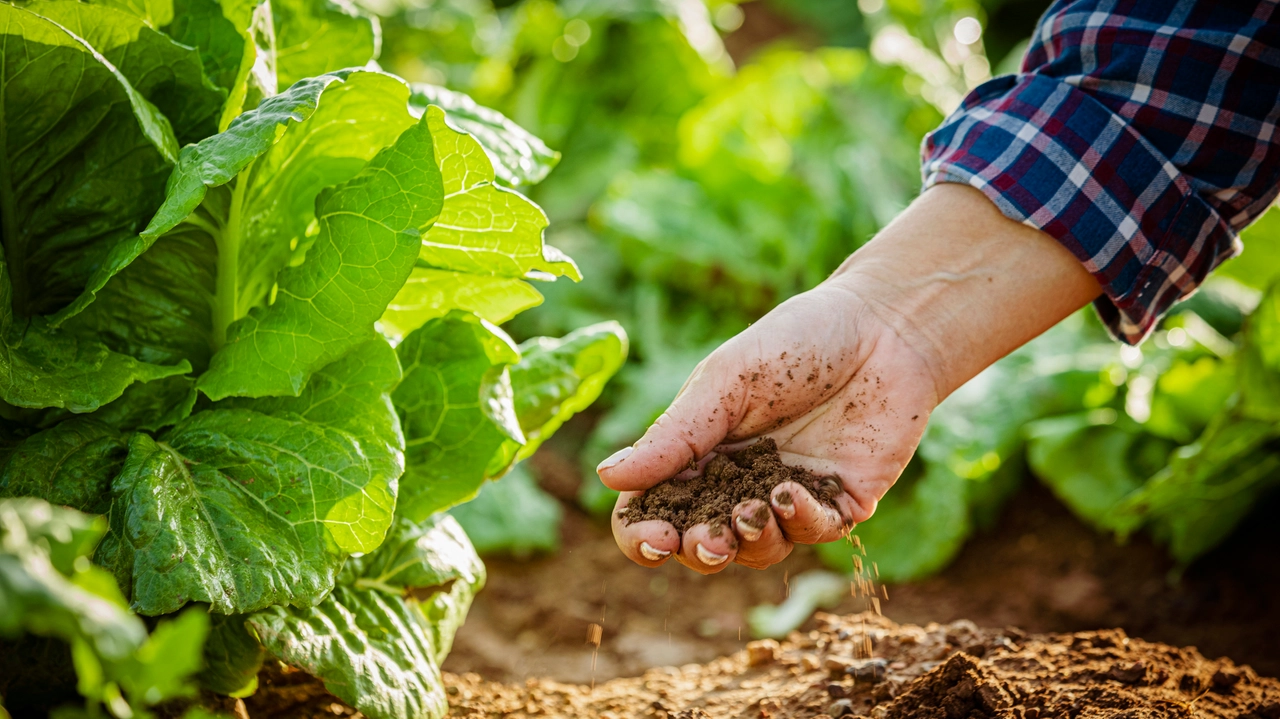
[639,541,670,561]
[772,491,795,520]
[734,515,764,542]
[597,446,633,473]
[695,543,729,565]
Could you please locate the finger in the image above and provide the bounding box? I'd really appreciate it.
[732,499,793,569]
[610,492,679,567]
[597,352,741,492]
[675,521,738,575]
[770,481,852,544]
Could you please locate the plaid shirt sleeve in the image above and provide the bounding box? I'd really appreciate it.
[922,0,1280,343]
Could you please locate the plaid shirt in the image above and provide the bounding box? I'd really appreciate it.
[922,0,1280,343]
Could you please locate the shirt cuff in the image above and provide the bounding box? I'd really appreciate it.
[921,73,1242,344]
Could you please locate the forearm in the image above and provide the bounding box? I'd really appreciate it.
[829,183,1102,400]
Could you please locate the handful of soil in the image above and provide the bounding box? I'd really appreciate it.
[620,438,842,531]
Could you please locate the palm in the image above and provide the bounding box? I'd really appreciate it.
[599,283,939,572]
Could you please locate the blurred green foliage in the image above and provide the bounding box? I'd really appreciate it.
[368,0,1280,578]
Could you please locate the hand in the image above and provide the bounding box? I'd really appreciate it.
[597,184,1102,573]
[599,281,938,572]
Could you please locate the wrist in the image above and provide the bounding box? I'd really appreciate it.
[828,184,1101,399]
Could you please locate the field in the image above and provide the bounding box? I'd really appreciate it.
[1,0,1278,718]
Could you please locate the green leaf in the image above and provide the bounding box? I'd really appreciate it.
[379,268,544,342]
[1026,415,1149,532]
[93,0,174,26]
[0,499,147,664]
[63,70,418,349]
[0,315,191,413]
[61,229,218,374]
[448,463,561,557]
[1113,414,1280,564]
[417,106,580,282]
[273,0,381,89]
[199,614,264,697]
[164,0,245,95]
[30,0,226,146]
[393,313,520,522]
[0,3,179,322]
[115,607,209,707]
[247,514,484,719]
[197,84,439,399]
[505,321,627,464]
[409,85,560,187]
[0,419,128,515]
[103,338,404,615]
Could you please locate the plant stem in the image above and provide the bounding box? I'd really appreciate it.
[212,179,247,348]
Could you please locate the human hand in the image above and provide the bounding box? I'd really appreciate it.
[598,280,939,572]
[597,184,1102,573]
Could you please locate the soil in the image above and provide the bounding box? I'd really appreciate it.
[621,439,842,532]
[232,613,1280,718]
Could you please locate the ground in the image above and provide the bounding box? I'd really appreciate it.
[228,447,1280,717]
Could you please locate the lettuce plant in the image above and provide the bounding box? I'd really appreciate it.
[0,1,625,717]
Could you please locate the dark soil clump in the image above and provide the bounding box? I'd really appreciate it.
[883,653,1013,719]
[620,438,842,531]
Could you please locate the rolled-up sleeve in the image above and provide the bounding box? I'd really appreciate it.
[922,0,1280,343]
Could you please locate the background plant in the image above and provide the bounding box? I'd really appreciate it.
[0,1,623,716]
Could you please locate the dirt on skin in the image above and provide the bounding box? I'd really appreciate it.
[621,439,842,532]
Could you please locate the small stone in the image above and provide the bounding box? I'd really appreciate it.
[801,653,822,671]
[826,683,849,699]
[1212,669,1242,690]
[847,658,889,683]
[870,706,889,719]
[828,699,855,717]
[1107,661,1146,685]
[824,656,856,672]
[747,640,781,667]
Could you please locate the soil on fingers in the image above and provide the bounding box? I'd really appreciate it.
[620,438,842,531]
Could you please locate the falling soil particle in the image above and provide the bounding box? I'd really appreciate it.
[620,438,841,531]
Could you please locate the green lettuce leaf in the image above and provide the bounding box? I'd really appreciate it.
[379,267,544,342]
[197,94,439,399]
[0,3,178,321]
[395,316,627,522]
[246,513,484,719]
[409,84,560,187]
[0,499,147,665]
[164,0,246,96]
[1026,414,1150,532]
[0,419,128,515]
[416,106,580,282]
[273,0,381,89]
[199,614,264,697]
[393,313,520,522]
[102,338,404,615]
[62,70,418,354]
[448,463,561,557]
[30,0,226,147]
[504,321,627,465]
[95,0,174,26]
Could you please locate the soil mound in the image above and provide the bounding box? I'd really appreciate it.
[439,613,1279,719]
[620,439,841,531]
[884,653,1012,719]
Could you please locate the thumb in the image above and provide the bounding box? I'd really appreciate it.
[597,355,741,492]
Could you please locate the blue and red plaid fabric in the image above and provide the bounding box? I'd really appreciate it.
[922,0,1280,343]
